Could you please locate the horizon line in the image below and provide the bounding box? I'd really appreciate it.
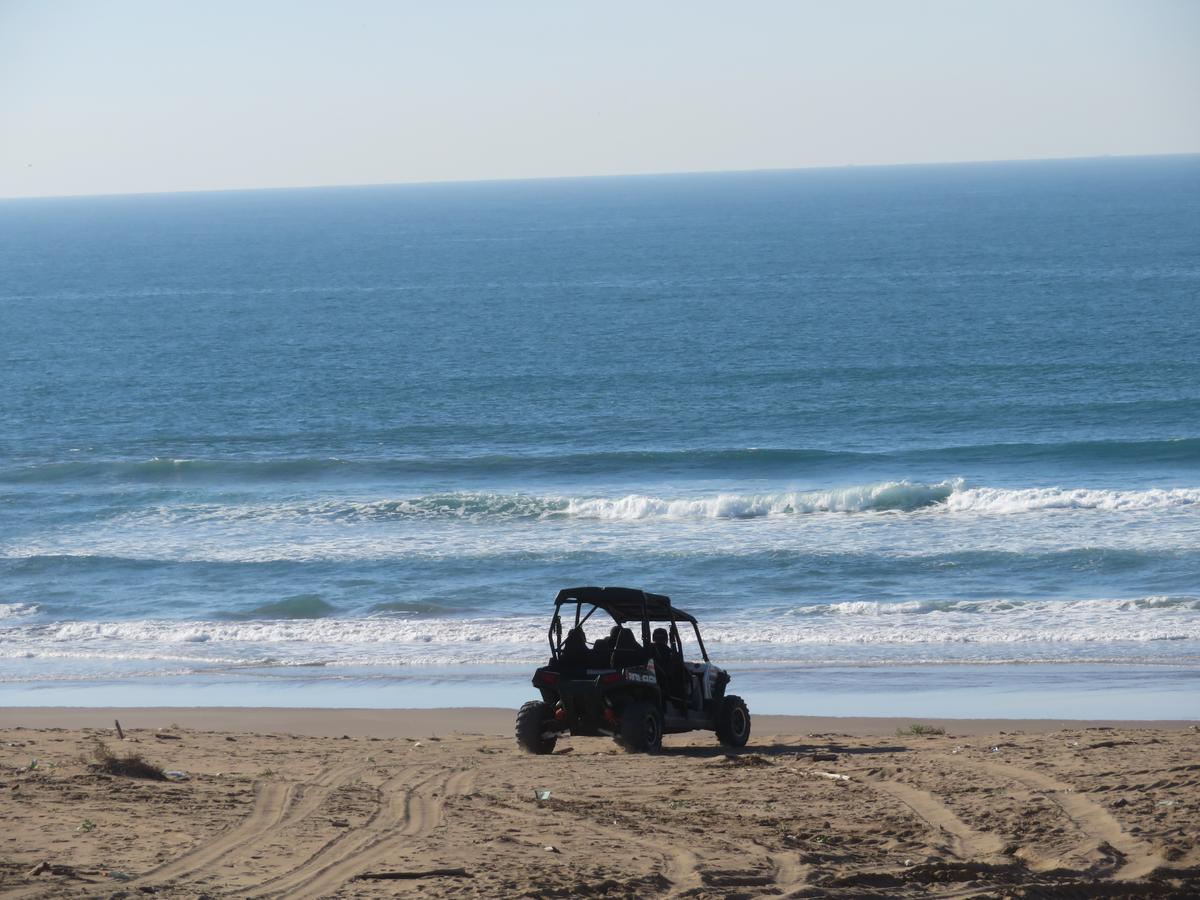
[3,150,1198,203]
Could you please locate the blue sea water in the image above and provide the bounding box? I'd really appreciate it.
[1,156,1198,716]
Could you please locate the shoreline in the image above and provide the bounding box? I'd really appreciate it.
[1,706,1195,738]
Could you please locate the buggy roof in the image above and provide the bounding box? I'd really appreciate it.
[553,586,697,625]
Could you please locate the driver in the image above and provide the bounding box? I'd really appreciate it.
[651,627,671,654]
[651,627,682,695]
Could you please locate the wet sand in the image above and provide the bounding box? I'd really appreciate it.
[0,708,1196,898]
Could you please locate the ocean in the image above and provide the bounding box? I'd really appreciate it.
[2,156,1198,717]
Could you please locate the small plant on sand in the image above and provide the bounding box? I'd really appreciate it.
[89,740,167,780]
[896,724,946,736]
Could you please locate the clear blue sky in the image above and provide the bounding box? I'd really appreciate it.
[1,0,1197,198]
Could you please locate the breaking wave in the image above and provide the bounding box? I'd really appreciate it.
[113,481,1200,524]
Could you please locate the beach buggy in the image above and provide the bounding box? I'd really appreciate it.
[515,586,751,753]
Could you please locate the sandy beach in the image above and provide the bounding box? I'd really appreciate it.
[0,708,1196,898]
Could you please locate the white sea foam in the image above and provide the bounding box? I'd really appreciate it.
[788,596,1200,616]
[562,480,960,519]
[561,483,1200,518]
[2,597,1197,673]
[0,603,39,620]
[944,486,1200,514]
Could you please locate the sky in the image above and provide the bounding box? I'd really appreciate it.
[1,0,1198,199]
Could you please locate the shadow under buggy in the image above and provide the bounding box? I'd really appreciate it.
[516,586,751,754]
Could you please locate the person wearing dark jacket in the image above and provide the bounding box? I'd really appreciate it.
[651,627,683,698]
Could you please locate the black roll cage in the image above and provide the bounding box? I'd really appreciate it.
[546,586,709,664]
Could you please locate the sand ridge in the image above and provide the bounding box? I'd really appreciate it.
[0,713,1196,898]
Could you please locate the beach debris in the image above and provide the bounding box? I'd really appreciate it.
[164,771,190,781]
[543,844,560,853]
[412,741,423,749]
[331,818,350,827]
[153,732,181,741]
[1156,800,1176,807]
[114,719,124,740]
[786,768,851,782]
[713,753,771,767]
[353,867,472,880]
[27,758,39,771]
[25,863,96,884]
[78,819,96,832]
[808,752,838,762]
[534,789,552,801]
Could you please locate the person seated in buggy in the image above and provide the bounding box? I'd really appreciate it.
[651,626,686,702]
[559,626,590,670]
[591,624,646,668]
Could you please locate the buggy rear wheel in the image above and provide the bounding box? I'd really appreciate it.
[515,700,558,754]
[715,694,751,747]
[616,701,663,754]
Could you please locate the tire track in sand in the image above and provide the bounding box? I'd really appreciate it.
[255,764,476,899]
[860,771,1007,861]
[973,759,1165,880]
[477,782,703,896]
[129,760,372,892]
[768,850,811,898]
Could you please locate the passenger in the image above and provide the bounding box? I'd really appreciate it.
[651,627,683,698]
[589,624,621,667]
[612,626,641,653]
[560,626,589,668]
[609,626,646,666]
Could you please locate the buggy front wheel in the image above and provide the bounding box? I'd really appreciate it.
[616,701,663,754]
[515,700,558,754]
[715,695,751,747]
